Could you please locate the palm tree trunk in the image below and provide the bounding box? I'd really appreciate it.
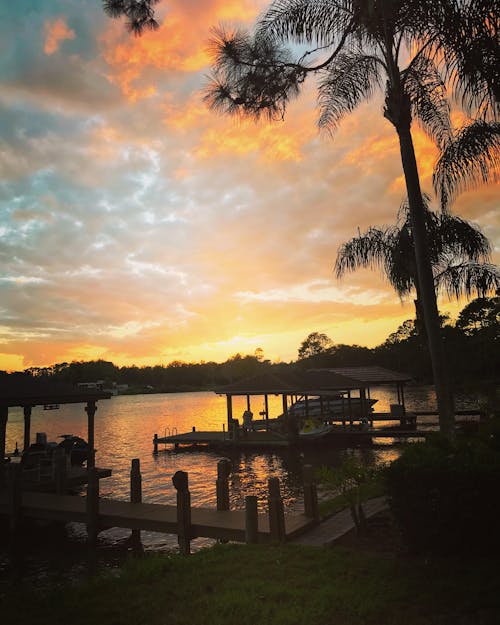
[397,125,455,437]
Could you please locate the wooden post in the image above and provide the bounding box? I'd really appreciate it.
[268,477,285,542]
[23,405,32,453]
[85,401,97,469]
[7,463,22,533]
[245,495,258,544]
[53,447,68,495]
[226,395,233,437]
[172,470,192,555]
[264,395,269,429]
[282,394,288,417]
[0,405,8,487]
[153,433,159,454]
[130,458,142,549]
[216,458,231,511]
[303,465,319,521]
[86,467,100,546]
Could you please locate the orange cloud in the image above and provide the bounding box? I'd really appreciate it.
[100,0,265,101]
[44,17,75,55]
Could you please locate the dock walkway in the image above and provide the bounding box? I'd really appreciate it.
[0,460,320,550]
[0,490,315,543]
[291,497,388,547]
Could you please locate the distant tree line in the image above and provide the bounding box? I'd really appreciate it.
[2,294,497,393]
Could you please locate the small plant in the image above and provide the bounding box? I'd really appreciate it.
[317,456,381,533]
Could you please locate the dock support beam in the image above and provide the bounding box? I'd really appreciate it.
[226,395,233,438]
[173,470,192,555]
[23,406,32,453]
[0,405,8,487]
[85,401,97,469]
[268,477,285,543]
[153,433,159,454]
[245,495,258,544]
[303,465,319,521]
[130,458,142,549]
[216,459,231,511]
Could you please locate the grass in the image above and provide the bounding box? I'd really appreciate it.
[2,537,499,625]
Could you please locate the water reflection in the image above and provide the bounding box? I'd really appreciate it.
[0,386,487,583]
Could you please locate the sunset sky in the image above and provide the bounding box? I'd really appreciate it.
[1,0,498,371]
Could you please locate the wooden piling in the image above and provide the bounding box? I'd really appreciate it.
[245,495,258,544]
[86,467,100,546]
[153,433,159,454]
[216,458,231,511]
[85,401,97,469]
[173,470,192,555]
[267,477,285,542]
[130,458,142,549]
[303,464,319,521]
[0,405,8,486]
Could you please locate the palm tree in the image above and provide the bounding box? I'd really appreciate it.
[205,1,499,437]
[335,197,500,331]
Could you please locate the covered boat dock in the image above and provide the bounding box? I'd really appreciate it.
[0,375,112,487]
[216,366,413,432]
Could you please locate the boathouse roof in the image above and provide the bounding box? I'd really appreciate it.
[0,375,112,408]
[315,366,412,385]
[216,369,364,396]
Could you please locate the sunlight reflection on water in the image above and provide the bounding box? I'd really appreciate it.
[2,386,485,556]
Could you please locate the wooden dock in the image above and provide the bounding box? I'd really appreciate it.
[0,459,320,553]
[153,409,483,452]
[0,491,314,543]
[153,426,429,451]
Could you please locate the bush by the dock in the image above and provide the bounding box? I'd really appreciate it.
[385,425,500,555]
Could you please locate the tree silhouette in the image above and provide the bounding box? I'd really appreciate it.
[335,197,500,326]
[102,0,160,35]
[205,1,499,436]
[298,332,334,359]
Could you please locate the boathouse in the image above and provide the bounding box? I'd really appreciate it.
[215,366,411,431]
[0,375,111,484]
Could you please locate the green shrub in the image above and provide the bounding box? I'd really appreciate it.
[385,433,500,555]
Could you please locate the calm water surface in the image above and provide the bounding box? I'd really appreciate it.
[0,386,485,583]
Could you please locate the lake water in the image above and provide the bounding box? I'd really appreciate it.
[0,386,486,583]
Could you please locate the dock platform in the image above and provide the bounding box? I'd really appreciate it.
[0,460,320,551]
[153,426,430,451]
[0,491,314,543]
[154,409,483,451]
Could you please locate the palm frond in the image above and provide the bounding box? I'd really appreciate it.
[335,227,393,277]
[437,213,491,261]
[334,224,415,297]
[435,261,500,299]
[421,0,500,119]
[403,56,452,149]
[318,51,382,133]
[258,0,353,46]
[433,120,500,208]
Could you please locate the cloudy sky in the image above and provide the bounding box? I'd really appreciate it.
[0,0,498,370]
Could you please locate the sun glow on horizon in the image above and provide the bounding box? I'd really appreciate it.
[0,0,497,374]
